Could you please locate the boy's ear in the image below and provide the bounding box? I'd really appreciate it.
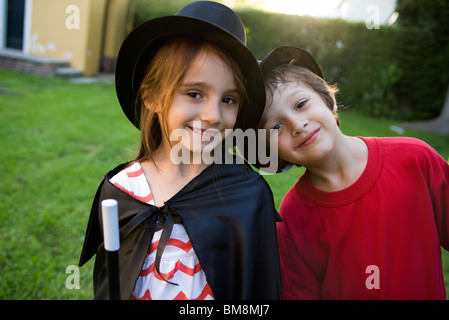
[330,92,340,126]
[330,92,338,113]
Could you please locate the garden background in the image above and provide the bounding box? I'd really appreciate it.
[1,0,448,299]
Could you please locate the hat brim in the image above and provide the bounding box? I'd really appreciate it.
[259,45,323,79]
[115,15,265,131]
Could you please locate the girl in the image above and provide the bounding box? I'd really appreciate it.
[79,2,281,300]
[258,45,449,299]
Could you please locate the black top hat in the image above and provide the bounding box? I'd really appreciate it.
[115,1,265,131]
[258,46,322,173]
[259,45,323,79]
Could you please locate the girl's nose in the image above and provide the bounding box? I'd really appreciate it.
[199,99,221,124]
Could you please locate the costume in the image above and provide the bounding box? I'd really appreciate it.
[109,162,213,300]
[79,162,282,300]
[277,137,449,299]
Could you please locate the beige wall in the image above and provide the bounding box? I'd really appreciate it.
[102,0,134,72]
[103,0,133,58]
[29,0,107,76]
[85,0,106,75]
[25,0,133,76]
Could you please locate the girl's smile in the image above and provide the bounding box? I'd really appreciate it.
[187,123,221,141]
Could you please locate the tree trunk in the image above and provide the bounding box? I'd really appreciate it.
[400,85,449,136]
[440,84,449,119]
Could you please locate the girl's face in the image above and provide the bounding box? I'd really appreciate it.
[162,50,240,155]
[259,81,339,167]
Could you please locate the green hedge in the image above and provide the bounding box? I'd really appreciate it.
[238,10,402,119]
[394,0,449,120]
[133,1,448,121]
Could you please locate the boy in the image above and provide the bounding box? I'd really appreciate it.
[258,46,449,299]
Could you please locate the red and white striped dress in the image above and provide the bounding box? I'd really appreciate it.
[109,162,214,300]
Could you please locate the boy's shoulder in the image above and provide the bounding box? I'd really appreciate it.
[375,136,430,147]
[365,136,436,156]
[364,136,445,168]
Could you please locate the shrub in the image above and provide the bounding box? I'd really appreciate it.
[131,1,448,121]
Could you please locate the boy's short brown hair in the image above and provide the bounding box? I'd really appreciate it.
[264,62,340,125]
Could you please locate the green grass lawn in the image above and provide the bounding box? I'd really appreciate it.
[1,69,448,299]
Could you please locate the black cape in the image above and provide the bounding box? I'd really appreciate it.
[79,162,282,300]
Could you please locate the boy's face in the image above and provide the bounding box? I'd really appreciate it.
[259,81,339,167]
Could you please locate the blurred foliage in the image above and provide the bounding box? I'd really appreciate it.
[133,0,192,21]
[394,0,449,119]
[131,0,449,121]
[237,10,402,119]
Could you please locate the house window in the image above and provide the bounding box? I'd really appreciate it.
[6,0,25,50]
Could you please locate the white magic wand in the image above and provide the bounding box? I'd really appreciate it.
[101,199,121,300]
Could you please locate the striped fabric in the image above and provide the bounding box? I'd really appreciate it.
[109,162,214,300]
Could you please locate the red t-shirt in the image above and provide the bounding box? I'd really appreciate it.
[277,137,449,299]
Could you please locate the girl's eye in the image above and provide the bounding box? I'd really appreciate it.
[187,92,202,99]
[272,123,282,130]
[222,97,238,105]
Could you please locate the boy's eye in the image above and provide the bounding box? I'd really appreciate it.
[296,100,308,109]
[272,123,282,130]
